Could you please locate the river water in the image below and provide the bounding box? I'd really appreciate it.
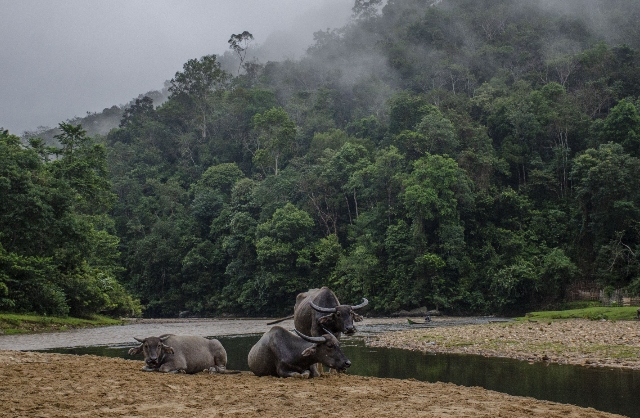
[0,316,492,350]
[3,317,639,417]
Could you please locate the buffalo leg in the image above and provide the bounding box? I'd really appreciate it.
[276,363,310,379]
[158,363,186,373]
[208,365,226,374]
[289,370,311,379]
[314,364,338,374]
[309,363,322,378]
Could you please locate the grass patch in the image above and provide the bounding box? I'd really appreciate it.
[517,306,639,322]
[0,314,124,335]
[448,341,474,347]
[559,301,603,310]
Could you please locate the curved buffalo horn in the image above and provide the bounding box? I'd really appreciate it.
[294,329,327,343]
[322,327,337,339]
[309,300,337,313]
[351,298,368,310]
[133,337,145,343]
[159,335,171,342]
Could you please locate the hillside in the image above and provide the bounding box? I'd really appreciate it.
[3,0,640,318]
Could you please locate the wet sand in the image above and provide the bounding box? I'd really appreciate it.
[0,350,622,418]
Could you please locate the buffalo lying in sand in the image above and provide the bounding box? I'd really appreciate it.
[128,334,238,374]
[248,326,351,378]
[268,287,367,374]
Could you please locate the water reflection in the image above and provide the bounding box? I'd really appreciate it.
[39,335,640,418]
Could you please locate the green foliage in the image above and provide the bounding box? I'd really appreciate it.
[169,54,231,139]
[414,106,459,156]
[120,96,155,128]
[0,313,124,335]
[571,143,640,285]
[601,99,640,156]
[520,306,639,322]
[10,1,640,318]
[251,107,297,176]
[254,203,315,306]
[0,127,138,318]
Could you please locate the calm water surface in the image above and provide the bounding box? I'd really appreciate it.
[40,334,640,418]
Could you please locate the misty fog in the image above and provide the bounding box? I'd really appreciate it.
[3,0,639,136]
[0,0,352,135]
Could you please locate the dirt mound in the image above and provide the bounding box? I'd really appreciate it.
[0,350,621,417]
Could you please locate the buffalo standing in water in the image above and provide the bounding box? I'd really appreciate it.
[268,287,368,339]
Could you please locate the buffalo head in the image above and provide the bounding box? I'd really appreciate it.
[128,335,174,368]
[294,329,351,373]
[309,298,368,335]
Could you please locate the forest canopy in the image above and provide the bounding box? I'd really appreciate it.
[5,0,640,317]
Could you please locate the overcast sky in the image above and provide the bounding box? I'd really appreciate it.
[0,0,353,135]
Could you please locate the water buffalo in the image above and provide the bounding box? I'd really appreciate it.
[268,287,368,339]
[128,334,237,374]
[247,326,351,378]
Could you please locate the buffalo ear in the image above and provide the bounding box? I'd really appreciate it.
[128,345,143,355]
[301,345,317,357]
[352,313,363,322]
[162,344,175,354]
[318,314,333,325]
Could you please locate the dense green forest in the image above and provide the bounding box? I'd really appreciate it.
[0,125,140,317]
[4,0,640,317]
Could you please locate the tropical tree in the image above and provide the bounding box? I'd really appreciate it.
[250,107,297,176]
[571,143,640,285]
[0,126,139,317]
[228,31,254,74]
[169,54,231,140]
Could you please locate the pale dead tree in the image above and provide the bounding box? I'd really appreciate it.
[555,128,570,198]
[308,191,338,236]
[547,55,580,87]
[608,232,637,273]
[444,63,476,95]
[479,16,506,41]
[543,39,582,87]
[574,82,615,118]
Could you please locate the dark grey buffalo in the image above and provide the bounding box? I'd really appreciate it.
[248,326,351,378]
[128,334,236,374]
[268,287,368,339]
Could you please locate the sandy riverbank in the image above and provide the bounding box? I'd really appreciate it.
[367,318,640,370]
[0,350,622,418]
